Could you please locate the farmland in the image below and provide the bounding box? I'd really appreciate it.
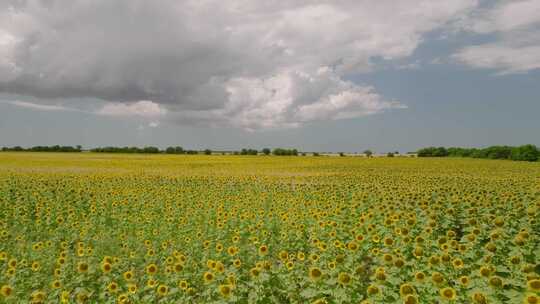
[0,153,539,303]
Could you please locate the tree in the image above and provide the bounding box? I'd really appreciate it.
[204,149,212,155]
[240,148,258,155]
[417,147,448,157]
[339,152,345,157]
[272,148,298,156]
[510,145,539,162]
[363,150,373,157]
[141,146,159,153]
[262,148,271,155]
[387,152,394,157]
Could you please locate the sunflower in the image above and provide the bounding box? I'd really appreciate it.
[524,293,540,304]
[458,275,469,286]
[51,280,62,289]
[528,279,540,292]
[178,280,189,290]
[1,285,13,297]
[76,290,89,303]
[31,290,46,303]
[338,272,351,286]
[77,262,89,273]
[403,295,419,304]
[145,263,158,275]
[227,246,238,256]
[367,284,380,296]
[250,267,260,278]
[7,259,16,268]
[215,261,225,273]
[394,258,405,268]
[123,270,134,281]
[431,272,444,285]
[452,258,464,269]
[226,274,236,287]
[174,263,183,273]
[509,255,521,265]
[203,271,214,283]
[471,292,488,304]
[328,261,336,270]
[439,287,456,301]
[107,282,119,293]
[117,293,129,304]
[375,268,386,281]
[60,291,70,304]
[489,276,503,288]
[259,245,268,256]
[156,285,168,296]
[479,266,491,277]
[312,298,327,304]
[309,267,323,281]
[101,262,112,273]
[127,284,137,294]
[414,271,425,282]
[429,255,441,266]
[399,283,415,298]
[218,284,232,298]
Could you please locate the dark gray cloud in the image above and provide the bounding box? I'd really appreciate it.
[0,0,479,129]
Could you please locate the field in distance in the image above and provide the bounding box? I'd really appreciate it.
[0,153,539,303]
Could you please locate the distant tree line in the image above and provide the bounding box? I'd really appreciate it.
[272,148,298,156]
[417,145,539,162]
[240,148,259,155]
[2,145,306,156]
[90,146,201,154]
[90,146,161,153]
[1,145,82,152]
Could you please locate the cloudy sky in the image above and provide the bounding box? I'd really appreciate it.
[0,0,539,152]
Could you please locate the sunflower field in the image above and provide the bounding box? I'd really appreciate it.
[0,153,539,304]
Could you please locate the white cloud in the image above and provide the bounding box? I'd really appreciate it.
[454,0,540,74]
[96,100,166,118]
[0,0,479,129]
[454,44,540,74]
[4,100,76,112]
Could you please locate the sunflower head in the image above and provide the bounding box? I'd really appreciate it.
[472,292,487,304]
[218,284,232,298]
[338,272,351,286]
[403,294,419,304]
[439,287,456,301]
[399,283,415,297]
[1,285,13,297]
[524,294,539,304]
[528,279,540,292]
[309,267,323,281]
[203,271,214,283]
[156,285,168,297]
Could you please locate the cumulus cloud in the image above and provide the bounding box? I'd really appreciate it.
[4,100,76,112]
[96,100,166,118]
[453,0,540,74]
[0,0,478,129]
